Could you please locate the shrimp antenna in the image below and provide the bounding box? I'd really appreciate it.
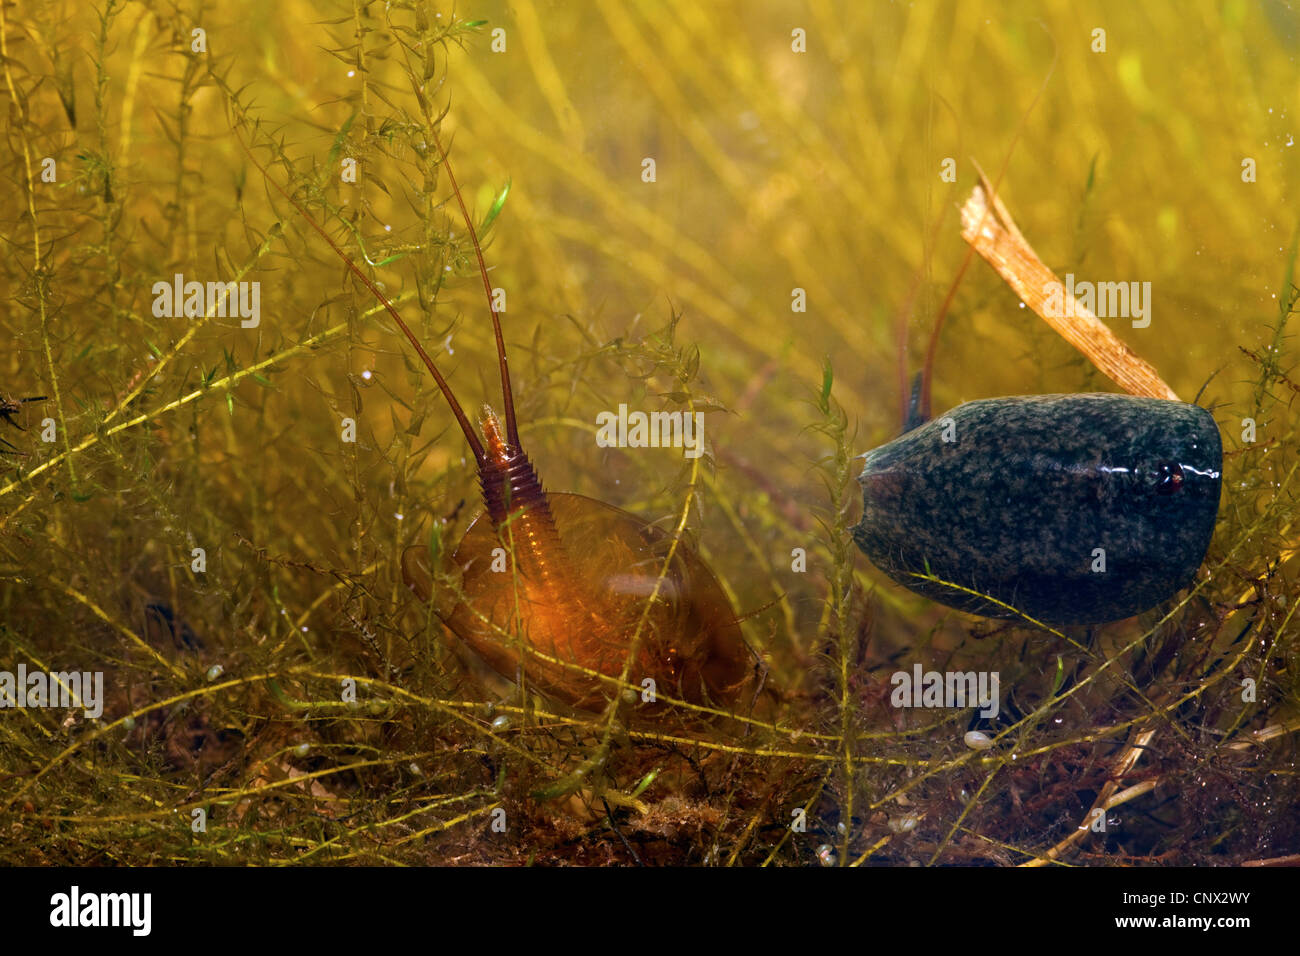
[428,129,520,452]
[235,125,488,466]
[916,27,1058,421]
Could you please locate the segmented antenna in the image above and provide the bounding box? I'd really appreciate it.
[236,126,488,465]
[428,131,520,452]
[913,40,1058,422]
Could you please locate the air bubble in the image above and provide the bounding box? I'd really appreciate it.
[888,814,919,834]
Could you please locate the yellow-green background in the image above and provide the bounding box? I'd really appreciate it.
[1,0,1296,865]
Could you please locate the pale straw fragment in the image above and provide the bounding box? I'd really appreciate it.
[960,172,1179,401]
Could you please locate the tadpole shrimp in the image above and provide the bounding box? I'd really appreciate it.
[242,123,752,719]
[853,56,1222,628]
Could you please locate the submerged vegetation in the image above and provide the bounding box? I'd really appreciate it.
[1,0,1297,865]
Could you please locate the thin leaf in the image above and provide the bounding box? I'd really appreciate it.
[481,179,511,234]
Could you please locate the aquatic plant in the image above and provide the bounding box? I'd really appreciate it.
[1,0,1296,866]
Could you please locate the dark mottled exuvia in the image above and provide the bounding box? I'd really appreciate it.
[851,393,1222,626]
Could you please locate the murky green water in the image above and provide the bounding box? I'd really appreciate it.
[2,1,1296,866]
